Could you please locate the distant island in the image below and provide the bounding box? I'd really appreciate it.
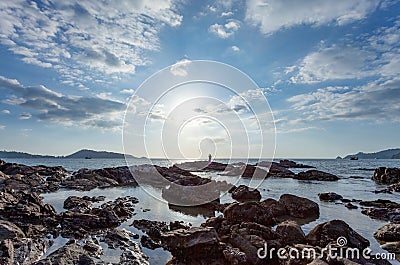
[342,148,400,159]
[0,149,138,159]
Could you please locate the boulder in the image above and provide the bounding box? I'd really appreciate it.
[223,201,276,225]
[373,223,400,242]
[63,196,93,212]
[222,245,247,264]
[279,194,320,219]
[0,239,14,265]
[275,220,306,245]
[372,167,400,184]
[0,220,25,240]
[278,160,315,168]
[260,198,288,218]
[296,170,339,181]
[306,220,369,249]
[361,208,400,223]
[318,192,343,202]
[160,227,222,260]
[33,243,94,265]
[231,185,261,202]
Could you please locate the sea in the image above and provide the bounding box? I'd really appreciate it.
[3,158,400,264]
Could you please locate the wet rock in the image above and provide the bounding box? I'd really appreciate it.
[275,220,306,245]
[388,182,400,192]
[372,167,400,184]
[0,239,14,265]
[361,208,400,223]
[141,235,161,249]
[223,201,276,226]
[83,240,103,258]
[231,185,262,202]
[260,198,288,218]
[295,170,339,181]
[318,192,343,202]
[222,245,247,264]
[306,220,369,249]
[63,196,93,213]
[14,237,49,265]
[119,242,149,265]
[160,227,222,260]
[279,194,320,219]
[308,258,329,265]
[0,219,25,240]
[359,199,400,208]
[373,223,400,242]
[278,160,315,169]
[33,242,94,265]
[131,219,169,240]
[381,242,400,253]
[345,203,358,209]
[105,229,134,249]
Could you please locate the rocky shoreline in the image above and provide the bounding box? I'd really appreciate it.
[0,159,399,264]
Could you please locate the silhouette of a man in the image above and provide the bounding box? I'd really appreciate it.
[208,153,212,163]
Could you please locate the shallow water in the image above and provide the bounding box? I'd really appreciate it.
[4,158,400,264]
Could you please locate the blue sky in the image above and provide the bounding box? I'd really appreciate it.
[0,0,399,158]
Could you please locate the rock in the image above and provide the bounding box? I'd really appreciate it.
[306,220,369,249]
[275,220,306,245]
[296,170,339,181]
[0,239,14,265]
[223,201,276,225]
[222,245,247,264]
[388,182,400,192]
[372,167,400,184]
[33,242,94,265]
[278,160,315,168]
[141,235,161,249]
[361,208,400,223]
[105,229,133,249]
[119,242,149,265]
[279,194,320,219]
[345,203,358,209]
[373,223,400,242]
[63,196,93,212]
[260,198,288,218]
[308,258,329,265]
[318,192,343,202]
[14,237,49,265]
[231,185,261,202]
[381,242,400,253]
[160,227,222,260]
[0,219,25,240]
[359,199,400,208]
[131,219,169,240]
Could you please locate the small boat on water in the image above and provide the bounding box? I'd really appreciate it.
[350,157,358,160]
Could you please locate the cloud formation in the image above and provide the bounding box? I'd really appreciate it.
[246,0,381,35]
[0,76,126,129]
[209,20,240,38]
[0,0,182,85]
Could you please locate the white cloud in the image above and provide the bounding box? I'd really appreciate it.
[245,0,380,35]
[0,0,183,85]
[19,113,32,120]
[1,109,10,114]
[0,125,5,130]
[170,59,192,76]
[287,78,400,123]
[209,20,240,38]
[120,89,135,95]
[221,11,234,17]
[290,45,377,83]
[231,45,240,52]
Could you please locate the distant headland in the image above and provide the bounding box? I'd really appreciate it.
[340,148,400,159]
[0,149,138,159]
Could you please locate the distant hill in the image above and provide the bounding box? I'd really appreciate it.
[65,149,136,159]
[0,150,55,159]
[343,148,400,159]
[392,153,400,159]
[0,149,137,159]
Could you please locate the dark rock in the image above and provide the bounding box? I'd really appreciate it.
[296,170,339,181]
[373,223,400,242]
[141,235,161,249]
[231,185,261,202]
[131,219,169,240]
[361,208,400,223]
[223,201,276,226]
[306,220,369,249]
[345,203,358,209]
[63,196,93,212]
[372,167,400,184]
[279,194,320,219]
[260,198,288,218]
[275,220,306,245]
[222,245,247,264]
[318,192,343,202]
[33,243,94,265]
[14,237,49,265]
[160,227,222,260]
[104,229,133,249]
[359,199,400,208]
[381,242,400,254]
[0,219,25,240]
[278,160,315,168]
[0,239,14,265]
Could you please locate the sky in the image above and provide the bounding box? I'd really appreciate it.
[0,0,399,158]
